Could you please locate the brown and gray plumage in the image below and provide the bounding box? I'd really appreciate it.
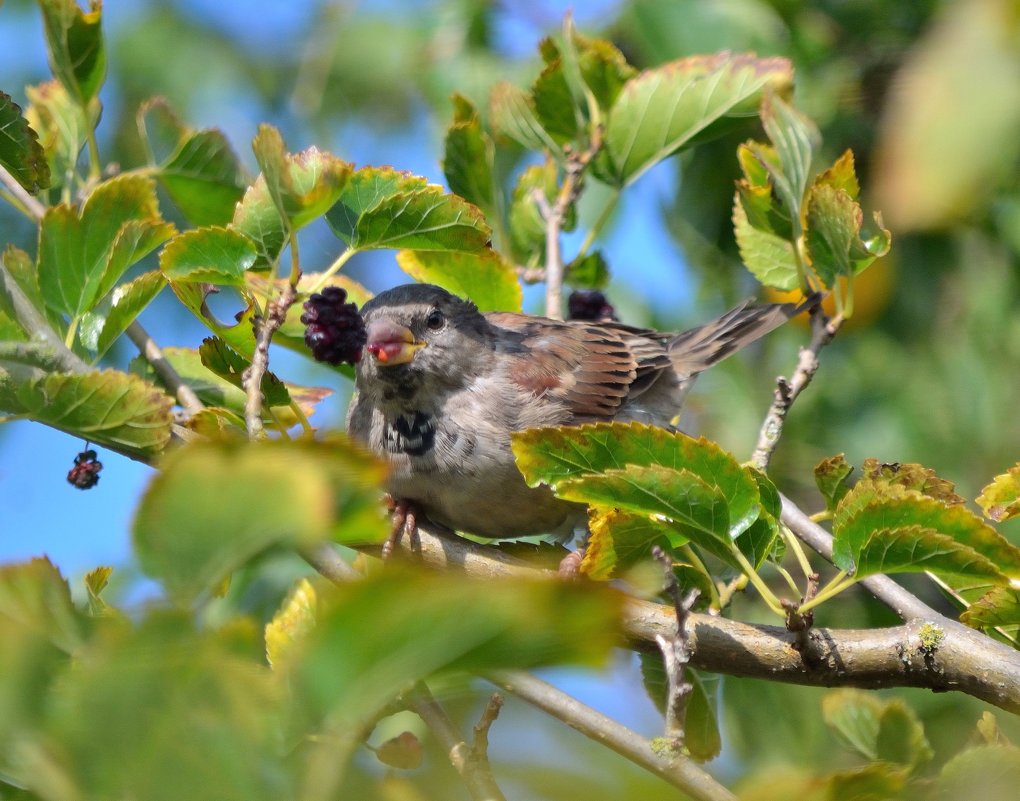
[347,283,801,541]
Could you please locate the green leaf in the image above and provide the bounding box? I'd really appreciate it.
[565,250,610,288]
[296,568,621,727]
[325,166,491,252]
[638,657,720,761]
[0,558,86,653]
[760,93,820,221]
[395,249,522,312]
[601,53,793,186]
[512,422,761,540]
[977,463,1020,522]
[832,481,1020,581]
[160,130,246,226]
[806,183,891,290]
[822,688,933,770]
[732,194,800,290]
[166,280,257,358]
[229,177,285,270]
[198,336,290,408]
[38,0,106,103]
[815,454,855,513]
[134,438,386,603]
[555,25,636,116]
[45,611,290,801]
[961,587,1020,629]
[555,464,731,554]
[26,80,98,191]
[37,176,171,319]
[79,270,166,359]
[159,226,255,285]
[489,81,561,154]
[931,745,1020,800]
[0,369,172,457]
[251,124,351,230]
[83,565,112,616]
[442,93,495,215]
[0,91,49,193]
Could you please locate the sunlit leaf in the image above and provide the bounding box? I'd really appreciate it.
[759,93,819,221]
[512,422,761,539]
[134,438,386,603]
[0,91,49,193]
[0,369,172,457]
[832,481,1020,581]
[601,53,793,186]
[977,463,1020,522]
[38,0,106,103]
[860,458,964,506]
[161,129,246,226]
[265,578,317,669]
[490,81,560,154]
[732,195,800,290]
[26,81,95,192]
[581,507,677,580]
[160,226,256,285]
[79,270,166,359]
[395,249,522,312]
[252,124,351,230]
[37,176,170,318]
[0,558,86,653]
[231,176,287,269]
[83,566,112,616]
[325,166,490,252]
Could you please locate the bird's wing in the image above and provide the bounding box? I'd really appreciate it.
[487,313,658,421]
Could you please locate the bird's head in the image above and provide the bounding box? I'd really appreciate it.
[356,283,491,394]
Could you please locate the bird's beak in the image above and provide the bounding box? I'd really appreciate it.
[365,318,425,365]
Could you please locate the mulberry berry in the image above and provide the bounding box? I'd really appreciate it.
[301,286,367,365]
[567,290,617,321]
[67,449,102,490]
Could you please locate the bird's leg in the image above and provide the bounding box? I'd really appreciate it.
[383,495,421,560]
[557,526,590,578]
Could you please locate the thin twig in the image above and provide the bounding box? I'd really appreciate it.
[486,671,735,801]
[538,131,602,319]
[408,683,507,801]
[750,307,843,471]
[243,282,297,439]
[472,694,504,761]
[652,546,699,752]
[0,163,46,220]
[124,321,204,416]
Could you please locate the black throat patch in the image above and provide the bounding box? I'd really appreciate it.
[384,412,437,456]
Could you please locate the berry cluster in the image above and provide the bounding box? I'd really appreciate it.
[567,289,617,322]
[301,286,367,365]
[67,449,102,490]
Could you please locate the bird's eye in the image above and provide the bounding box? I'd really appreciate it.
[425,309,445,330]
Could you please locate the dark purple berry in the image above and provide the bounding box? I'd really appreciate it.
[568,290,617,321]
[301,286,367,365]
[67,449,102,490]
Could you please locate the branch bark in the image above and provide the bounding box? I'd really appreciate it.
[486,670,735,801]
[365,521,1020,714]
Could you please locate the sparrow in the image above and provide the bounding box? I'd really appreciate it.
[346,283,802,544]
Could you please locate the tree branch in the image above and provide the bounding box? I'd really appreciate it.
[124,321,204,416]
[0,164,46,221]
[243,281,296,439]
[751,307,842,471]
[370,523,1020,714]
[408,682,507,801]
[486,671,735,801]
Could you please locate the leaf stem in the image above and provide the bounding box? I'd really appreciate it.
[307,247,356,294]
[781,524,815,580]
[679,544,721,609]
[796,570,854,614]
[730,547,785,616]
